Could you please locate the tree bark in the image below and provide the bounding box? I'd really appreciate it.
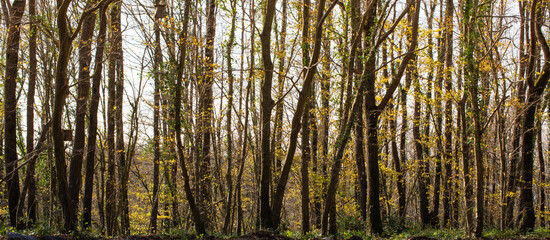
[68,0,96,231]
[259,0,277,229]
[106,1,119,234]
[518,0,550,231]
[113,0,128,233]
[350,0,367,222]
[197,0,216,226]
[83,1,110,229]
[150,0,164,233]
[300,0,311,233]
[25,0,37,226]
[223,0,237,233]
[173,0,206,234]
[442,0,453,226]
[52,0,90,231]
[3,0,25,228]
[271,0,337,229]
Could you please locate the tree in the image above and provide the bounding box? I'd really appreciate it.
[442,0,454,226]
[518,0,550,231]
[172,0,206,234]
[300,0,311,233]
[223,0,237,233]
[24,0,37,226]
[3,0,25,229]
[198,0,216,227]
[323,0,420,234]
[83,0,111,229]
[258,0,277,229]
[150,0,164,233]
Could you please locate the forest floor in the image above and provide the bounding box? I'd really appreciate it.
[4,229,550,240]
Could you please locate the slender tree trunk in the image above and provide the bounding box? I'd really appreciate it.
[367,1,419,233]
[316,19,331,229]
[505,1,527,228]
[197,0,216,225]
[52,0,87,231]
[300,95,311,234]
[462,0,485,235]
[150,0,164,233]
[111,0,128,233]
[173,0,206,234]
[432,1,445,227]
[387,44,405,217]
[350,0,367,222]
[259,0,277,229]
[410,0,428,225]
[235,50,251,235]
[106,1,119,234]
[3,0,25,229]
[272,0,339,230]
[223,0,237,233]
[69,0,96,231]
[25,0,38,226]
[414,61,428,227]
[537,110,546,227]
[83,1,110,229]
[272,0,287,182]
[518,0,550,230]
[300,0,311,233]
[424,2,438,225]
[236,6,248,233]
[442,0,453,226]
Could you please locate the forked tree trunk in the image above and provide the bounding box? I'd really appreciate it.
[52,0,93,231]
[518,0,550,231]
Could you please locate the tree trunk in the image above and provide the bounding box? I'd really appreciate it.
[505,0,527,228]
[258,0,277,229]
[52,0,84,231]
[3,0,25,229]
[83,1,110,229]
[537,110,546,227]
[173,0,206,234]
[25,0,38,226]
[519,0,550,230]
[442,0,453,226]
[106,2,119,234]
[223,0,237,233]
[271,0,336,229]
[350,0,367,222]
[67,0,97,231]
[300,0,311,233]
[316,20,331,229]
[150,0,164,233]
[113,0,128,232]
[272,0,287,183]
[197,0,216,226]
